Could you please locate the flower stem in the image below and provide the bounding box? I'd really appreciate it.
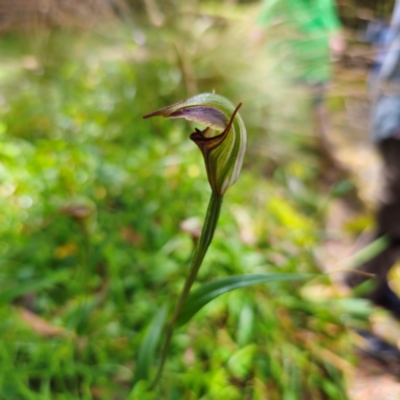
[150,191,223,389]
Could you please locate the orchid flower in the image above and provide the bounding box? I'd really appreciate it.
[144,93,247,195]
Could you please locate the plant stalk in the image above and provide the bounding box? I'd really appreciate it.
[150,191,223,389]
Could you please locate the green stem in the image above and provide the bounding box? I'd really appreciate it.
[150,191,223,389]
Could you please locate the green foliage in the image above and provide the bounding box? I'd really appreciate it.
[133,305,168,384]
[177,273,313,326]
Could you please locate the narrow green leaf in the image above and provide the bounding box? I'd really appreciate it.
[0,271,68,305]
[176,273,313,327]
[345,236,389,269]
[133,305,168,385]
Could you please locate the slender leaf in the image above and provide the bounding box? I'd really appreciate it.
[0,272,68,305]
[177,273,313,326]
[133,305,168,384]
[345,236,388,269]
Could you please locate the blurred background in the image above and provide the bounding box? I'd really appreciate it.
[1,0,400,399]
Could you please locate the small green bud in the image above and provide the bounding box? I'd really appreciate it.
[144,93,247,195]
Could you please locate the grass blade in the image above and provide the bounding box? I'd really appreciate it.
[0,272,68,305]
[133,305,168,385]
[176,273,313,326]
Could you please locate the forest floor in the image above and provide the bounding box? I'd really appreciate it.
[322,58,400,400]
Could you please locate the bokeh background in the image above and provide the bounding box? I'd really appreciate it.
[0,1,399,399]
